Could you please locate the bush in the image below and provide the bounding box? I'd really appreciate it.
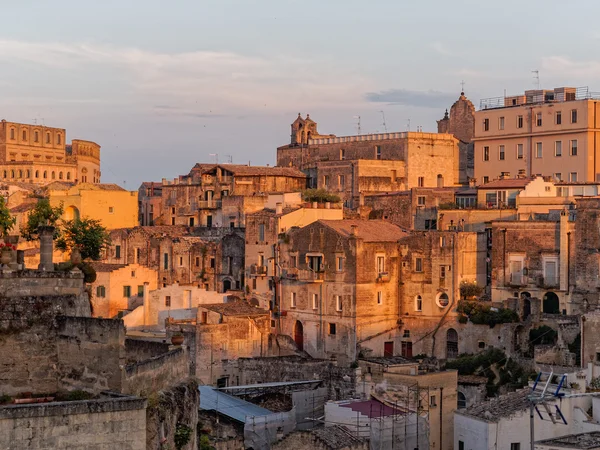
[79,262,97,283]
[302,189,340,203]
[460,281,484,300]
[456,301,519,326]
[529,325,558,346]
[174,423,193,450]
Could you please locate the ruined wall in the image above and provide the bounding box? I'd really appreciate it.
[0,395,146,450]
[124,338,171,363]
[123,347,189,396]
[271,430,368,450]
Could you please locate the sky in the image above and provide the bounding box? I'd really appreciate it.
[1,0,599,188]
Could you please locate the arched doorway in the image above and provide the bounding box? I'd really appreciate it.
[446,328,458,359]
[294,320,304,352]
[437,174,444,188]
[522,298,531,320]
[223,279,232,292]
[543,292,560,314]
[64,205,80,221]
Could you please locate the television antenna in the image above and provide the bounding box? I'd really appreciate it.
[528,371,568,450]
[406,119,411,131]
[209,153,218,164]
[353,116,361,135]
[379,111,388,133]
[224,154,233,164]
[532,70,540,90]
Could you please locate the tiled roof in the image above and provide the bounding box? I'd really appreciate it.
[191,163,306,178]
[457,388,531,421]
[10,201,37,213]
[200,301,269,316]
[311,425,366,449]
[318,219,407,242]
[88,262,128,272]
[360,356,413,366]
[479,178,531,189]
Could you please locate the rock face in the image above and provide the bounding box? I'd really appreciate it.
[146,379,199,450]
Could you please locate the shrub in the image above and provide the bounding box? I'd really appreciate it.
[456,301,519,326]
[174,423,193,450]
[302,189,340,203]
[460,281,484,300]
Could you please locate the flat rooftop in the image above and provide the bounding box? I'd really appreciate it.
[536,432,600,449]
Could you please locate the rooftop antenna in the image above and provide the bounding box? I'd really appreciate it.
[407,119,411,131]
[224,154,233,164]
[528,371,568,450]
[209,153,218,164]
[532,70,540,90]
[379,111,388,133]
[353,116,361,135]
[32,118,37,125]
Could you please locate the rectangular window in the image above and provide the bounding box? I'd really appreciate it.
[377,291,383,305]
[499,116,505,130]
[210,257,215,269]
[375,145,382,160]
[108,206,114,214]
[376,255,385,274]
[179,256,183,266]
[517,115,523,128]
[259,224,265,242]
[415,296,422,311]
[556,111,562,125]
[340,149,345,160]
[417,196,426,206]
[335,295,343,312]
[418,176,424,187]
[163,253,169,270]
[123,285,131,298]
[415,257,423,272]
[536,112,542,126]
[517,144,524,159]
[339,175,345,189]
[483,176,489,184]
[312,293,319,310]
[570,172,578,182]
[336,256,344,272]
[329,323,336,335]
[403,329,410,338]
[571,139,578,156]
[430,395,437,407]
[571,109,578,123]
[165,296,171,307]
[483,118,489,131]
[115,245,121,259]
[535,142,543,158]
[137,285,144,297]
[290,292,297,308]
[483,146,490,161]
[201,312,208,324]
[554,173,562,181]
[555,141,562,157]
[195,256,200,267]
[499,145,505,160]
[510,444,521,450]
[440,266,446,279]
[459,441,465,450]
[323,175,330,188]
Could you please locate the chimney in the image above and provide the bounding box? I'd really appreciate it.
[161,178,167,185]
[350,225,358,237]
[500,172,510,180]
[276,202,283,215]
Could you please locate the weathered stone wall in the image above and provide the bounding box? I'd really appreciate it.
[146,379,199,450]
[0,395,146,450]
[123,347,189,396]
[271,430,369,450]
[573,197,600,309]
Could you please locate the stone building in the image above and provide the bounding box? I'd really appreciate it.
[397,230,488,358]
[245,195,343,310]
[490,211,574,312]
[572,197,600,311]
[277,219,407,362]
[475,86,600,185]
[0,120,101,185]
[138,181,162,226]
[89,262,159,318]
[159,163,306,227]
[277,115,464,205]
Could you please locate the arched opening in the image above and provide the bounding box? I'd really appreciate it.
[446,328,458,359]
[522,298,531,320]
[59,172,63,180]
[457,391,466,409]
[43,171,47,179]
[294,320,304,352]
[520,291,531,298]
[35,170,39,178]
[437,174,444,188]
[543,291,560,314]
[415,295,423,312]
[223,279,232,292]
[51,171,56,179]
[66,172,71,180]
[64,205,80,221]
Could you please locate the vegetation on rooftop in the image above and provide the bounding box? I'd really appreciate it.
[302,188,340,204]
[456,300,519,327]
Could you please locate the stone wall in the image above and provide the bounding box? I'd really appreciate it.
[125,338,171,363]
[123,347,189,396]
[271,429,369,450]
[0,394,146,450]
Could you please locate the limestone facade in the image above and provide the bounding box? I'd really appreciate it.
[0,120,101,185]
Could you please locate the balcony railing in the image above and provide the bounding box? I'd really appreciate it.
[297,269,325,283]
[509,273,524,286]
[250,264,268,276]
[197,200,222,209]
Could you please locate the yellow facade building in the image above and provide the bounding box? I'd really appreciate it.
[48,183,138,230]
[0,120,101,185]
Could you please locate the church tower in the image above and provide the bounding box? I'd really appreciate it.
[290,113,320,145]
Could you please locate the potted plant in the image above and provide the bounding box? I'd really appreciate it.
[0,242,15,266]
[171,331,184,346]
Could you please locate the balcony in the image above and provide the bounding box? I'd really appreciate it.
[219,176,233,184]
[250,264,268,277]
[377,272,390,283]
[508,273,525,287]
[538,275,559,288]
[197,200,222,209]
[284,267,299,280]
[297,269,324,283]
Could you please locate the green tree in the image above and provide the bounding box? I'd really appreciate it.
[0,196,16,238]
[302,188,341,203]
[21,199,63,241]
[56,217,111,260]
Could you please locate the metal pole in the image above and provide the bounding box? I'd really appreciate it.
[530,402,535,450]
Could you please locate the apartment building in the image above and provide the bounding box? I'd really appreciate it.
[474,86,600,184]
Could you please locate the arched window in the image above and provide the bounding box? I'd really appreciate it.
[59,172,63,180]
[415,295,423,311]
[18,170,22,178]
[457,392,466,409]
[10,170,14,178]
[437,174,444,188]
[447,328,459,359]
[66,172,71,180]
[51,171,55,179]
[34,131,39,142]
[35,170,39,178]
[2,171,6,178]
[10,128,15,140]
[46,132,51,144]
[26,170,31,178]
[57,134,61,145]
[436,292,449,308]
[43,171,47,179]
[22,130,27,141]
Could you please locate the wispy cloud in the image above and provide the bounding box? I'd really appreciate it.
[0,39,369,113]
[541,55,600,78]
[431,42,452,56]
[365,88,457,108]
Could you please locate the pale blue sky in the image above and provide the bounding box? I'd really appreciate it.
[0,0,598,187]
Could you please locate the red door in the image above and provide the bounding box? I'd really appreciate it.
[384,341,394,357]
[401,341,413,359]
[294,321,304,352]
